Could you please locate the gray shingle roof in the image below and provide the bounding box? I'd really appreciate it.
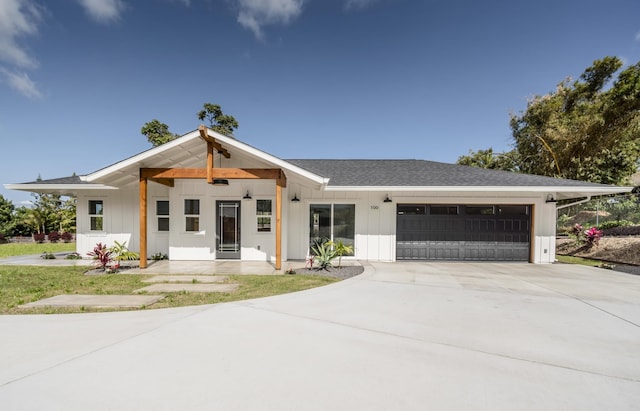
[18,176,85,185]
[285,159,610,187]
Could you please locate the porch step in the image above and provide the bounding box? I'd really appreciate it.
[142,275,229,284]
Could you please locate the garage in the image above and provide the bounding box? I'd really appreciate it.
[396,204,531,261]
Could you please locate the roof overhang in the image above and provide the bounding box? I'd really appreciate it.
[3,183,117,197]
[324,185,633,200]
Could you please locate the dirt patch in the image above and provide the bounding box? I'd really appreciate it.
[556,236,640,275]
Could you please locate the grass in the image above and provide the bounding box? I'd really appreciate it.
[0,265,339,314]
[555,255,606,267]
[0,242,76,258]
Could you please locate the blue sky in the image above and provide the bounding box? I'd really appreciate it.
[1,0,639,205]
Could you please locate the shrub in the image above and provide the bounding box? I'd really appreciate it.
[0,233,7,244]
[327,239,354,268]
[584,227,603,247]
[598,220,634,230]
[311,241,337,271]
[109,240,140,261]
[40,251,56,259]
[151,252,168,260]
[47,231,60,243]
[33,233,45,243]
[60,232,73,243]
[87,243,113,271]
[65,252,82,260]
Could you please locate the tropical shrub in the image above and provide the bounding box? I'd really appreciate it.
[584,227,603,247]
[47,231,60,243]
[87,243,113,271]
[598,220,634,230]
[33,233,45,243]
[60,232,73,243]
[0,233,6,244]
[327,239,354,268]
[109,240,140,261]
[311,241,337,271]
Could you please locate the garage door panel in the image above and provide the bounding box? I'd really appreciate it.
[397,204,530,261]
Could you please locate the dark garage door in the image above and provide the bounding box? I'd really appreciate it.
[396,204,531,261]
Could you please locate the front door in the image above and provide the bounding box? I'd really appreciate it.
[216,200,241,259]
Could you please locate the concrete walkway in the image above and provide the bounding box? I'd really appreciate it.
[1,262,639,410]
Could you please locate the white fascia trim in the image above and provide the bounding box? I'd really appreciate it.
[324,185,634,194]
[205,129,327,185]
[85,130,201,182]
[4,184,118,191]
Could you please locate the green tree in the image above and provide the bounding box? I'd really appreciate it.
[141,119,179,147]
[197,102,239,137]
[0,195,15,236]
[457,148,520,171]
[509,56,640,184]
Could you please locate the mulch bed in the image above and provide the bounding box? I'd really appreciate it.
[289,265,365,279]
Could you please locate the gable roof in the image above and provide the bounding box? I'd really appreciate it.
[5,128,633,200]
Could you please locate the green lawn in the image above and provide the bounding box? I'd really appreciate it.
[0,265,338,314]
[0,242,76,258]
[555,254,607,267]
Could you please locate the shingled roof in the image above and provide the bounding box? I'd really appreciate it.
[285,159,611,188]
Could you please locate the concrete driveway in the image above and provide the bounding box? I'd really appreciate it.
[0,262,639,410]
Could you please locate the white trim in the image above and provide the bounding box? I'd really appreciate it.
[85,130,202,182]
[324,185,632,195]
[3,183,117,191]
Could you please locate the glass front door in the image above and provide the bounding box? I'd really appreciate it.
[216,201,240,259]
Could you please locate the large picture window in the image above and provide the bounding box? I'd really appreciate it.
[184,199,200,232]
[88,200,103,231]
[309,204,355,255]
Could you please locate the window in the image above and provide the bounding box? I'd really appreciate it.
[466,206,494,215]
[88,200,103,231]
[184,199,200,232]
[157,200,169,231]
[309,204,355,256]
[397,205,426,215]
[256,200,272,232]
[430,205,458,215]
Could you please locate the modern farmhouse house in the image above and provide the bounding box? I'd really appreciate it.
[5,126,632,269]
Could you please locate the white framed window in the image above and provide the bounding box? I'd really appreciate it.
[256,199,272,232]
[156,200,169,232]
[184,199,200,232]
[88,200,103,231]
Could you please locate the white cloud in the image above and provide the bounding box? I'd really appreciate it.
[344,0,379,11]
[0,0,44,68]
[0,67,43,99]
[236,0,305,40]
[77,0,126,24]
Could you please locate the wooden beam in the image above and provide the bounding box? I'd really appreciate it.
[275,182,282,270]
[141,168,284,180]
[198,125,230,158]
[139,174,148,269]
[207,141,214,184]
[150,178,174,187]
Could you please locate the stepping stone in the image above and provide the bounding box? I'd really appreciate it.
[135,283,239,293]
[142,275,229,284]
[19,294,165,309]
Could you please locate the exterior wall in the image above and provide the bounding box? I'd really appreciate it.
[285,183,558,264]
[77,181,557,265]
[167,179,287,262]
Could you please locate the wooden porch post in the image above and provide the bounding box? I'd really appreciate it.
[139,173,148,269]
[275,181,282,270]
